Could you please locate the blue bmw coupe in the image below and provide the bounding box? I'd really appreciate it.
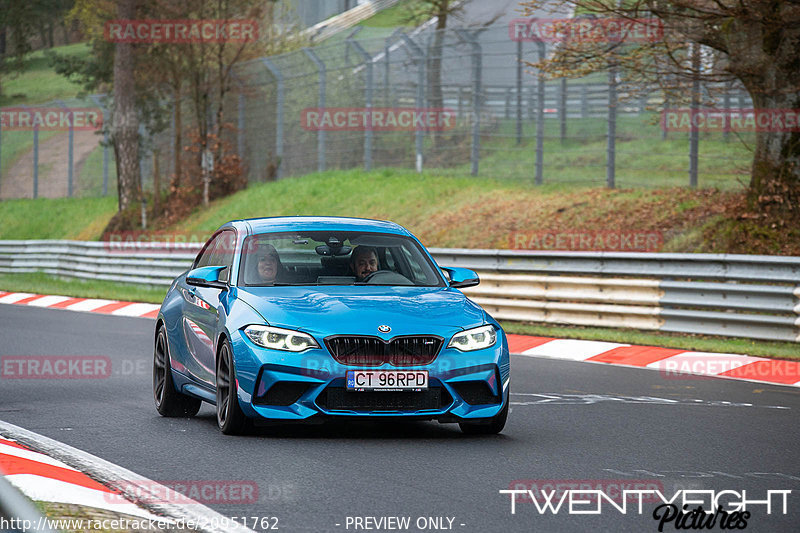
[153,217,510,434]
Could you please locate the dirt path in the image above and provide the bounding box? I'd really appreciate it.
[0,130,101,199]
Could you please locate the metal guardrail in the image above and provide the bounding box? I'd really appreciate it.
[303,0,404,43]
[0,241,798,342]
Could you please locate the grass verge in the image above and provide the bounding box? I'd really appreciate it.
[503,322,800,361]
[0,196,117,240]
[0,272,167,304]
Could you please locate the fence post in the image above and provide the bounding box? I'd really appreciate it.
[535,40,545,185]
[303,48,327,173]
[0,115,3,198]
[402,34,426,173]
[90,95,110,196]
[26,106,39,199]
[260,58,284,180]
[516,39,523,145]
[456,29,481,177]
[558,78,567,144]
[689,45,700,188]
[348,39,374,172]
[723,80,731,143]
[662,86,669,141]
[607,63,617,189]
[384,29,403,106]
[57,100,74,197]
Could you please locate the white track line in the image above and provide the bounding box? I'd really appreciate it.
[26,295,72,307]
[64,299,116,312]
[0,293,35,304]
[521,339,629,360]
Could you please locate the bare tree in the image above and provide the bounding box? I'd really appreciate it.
[111,0,140,212]
[521,0,800,220]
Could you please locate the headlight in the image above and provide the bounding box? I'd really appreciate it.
[243,325,319,352]
[447,325,497,351]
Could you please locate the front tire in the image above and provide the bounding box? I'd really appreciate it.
[459,394,509,435]
[216,338,249,435]
[153,326,202,417]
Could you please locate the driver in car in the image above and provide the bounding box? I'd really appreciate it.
[350,246,379,282]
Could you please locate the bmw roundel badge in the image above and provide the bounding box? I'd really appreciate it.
[378,325,391,333]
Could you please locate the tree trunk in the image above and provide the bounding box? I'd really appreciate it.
[153,150,160,219]
[112,0,140,212]
[173,80,182,188]
[737,70,800,219]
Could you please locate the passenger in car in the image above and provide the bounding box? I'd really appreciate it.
[252,244,286,284]
[350,246,379,282]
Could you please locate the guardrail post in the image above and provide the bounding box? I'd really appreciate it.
[401,34,425,173]
[303,48,327,173]
[348,39,374,172]
[535,40,545,185]
[580,84,588,119]
[456,29,482,177]
[260,58,284,180]
[607,63,617,189]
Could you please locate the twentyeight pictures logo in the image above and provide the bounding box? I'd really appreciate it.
[104,19,258,43]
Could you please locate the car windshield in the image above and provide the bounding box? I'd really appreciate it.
[238,231,445,287]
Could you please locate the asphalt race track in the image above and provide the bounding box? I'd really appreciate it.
[1,304,799,532]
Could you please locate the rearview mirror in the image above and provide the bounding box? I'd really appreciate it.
[441,267,480,289]
[186,266,229,289]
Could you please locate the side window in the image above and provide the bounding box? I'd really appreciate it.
[400,245,427,282]
[194,231,236,272]
[194,234,222,269]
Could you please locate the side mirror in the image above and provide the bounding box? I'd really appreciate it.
[186,266,229,289]
[441,267,480,289]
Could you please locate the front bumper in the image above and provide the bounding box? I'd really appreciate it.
[229,329,510,422]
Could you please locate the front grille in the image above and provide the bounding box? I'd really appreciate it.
[451,381,501,405]
[317,387,451,412]
[325,335,443,366]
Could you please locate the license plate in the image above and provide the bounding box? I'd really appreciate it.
[346,370,428,391]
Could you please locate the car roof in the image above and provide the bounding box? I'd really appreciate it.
[223,216,413,237]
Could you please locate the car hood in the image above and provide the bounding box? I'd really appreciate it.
[235,285,485,337]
